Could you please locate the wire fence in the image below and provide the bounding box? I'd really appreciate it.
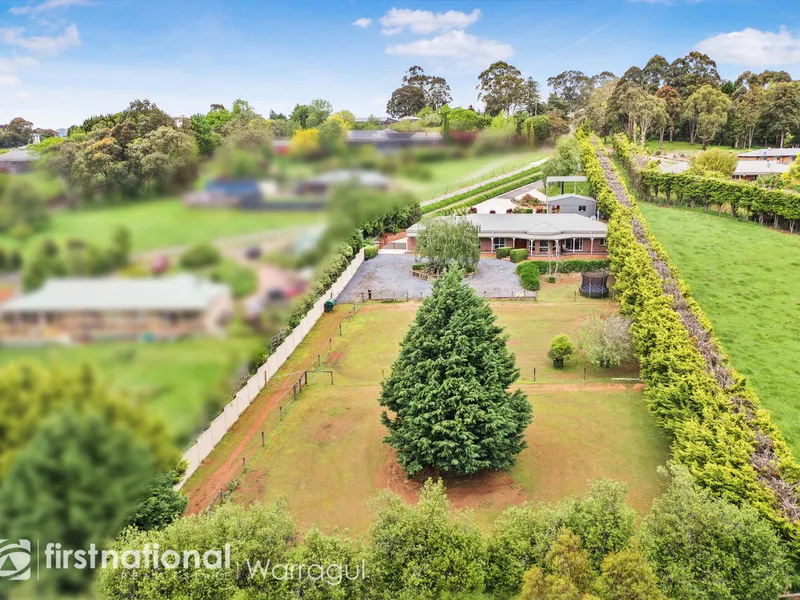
[425,159,540,202]
[206,367,335,513]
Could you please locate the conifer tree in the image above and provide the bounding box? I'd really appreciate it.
[379,267,532,476]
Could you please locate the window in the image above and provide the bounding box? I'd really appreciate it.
[578,205,587,212]
[565,239,584,252]
[492,238,507,251]
[538,240,550,253]
[529,240,536,253]
[599,238,606,246]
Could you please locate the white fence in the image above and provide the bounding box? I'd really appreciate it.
[176,248,365,488]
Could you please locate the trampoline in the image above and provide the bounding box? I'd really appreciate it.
[579,270,610,298]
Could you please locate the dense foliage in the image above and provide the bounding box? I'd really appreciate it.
[577,127,800,569]
[415,216,480,274]
[379,267,532,476]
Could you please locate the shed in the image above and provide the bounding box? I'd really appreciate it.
[546,194,597,217]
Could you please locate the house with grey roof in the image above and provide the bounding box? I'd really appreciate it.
[737,148,800,163]
[0,274,232,345]
[0,148,36,174]
[296,169,392,195]
[733,160,789,180]
[546,193,598,217]
[406,214,608,257]
[346,129,443,151]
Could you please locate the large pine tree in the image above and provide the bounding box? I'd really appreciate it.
[380,267,532,476]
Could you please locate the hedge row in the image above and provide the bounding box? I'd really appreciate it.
[577,128,800,560]
[509,248,527,263]
[612,133,800,229]
[439,173,545,216]
[514,259,609,292]
[495,247,511,259]
[421,166,542,215]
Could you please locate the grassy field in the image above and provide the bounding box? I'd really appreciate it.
[397,150,548,201]
[638,202,800,455]
[642,140,754,157]
[0,331,262,446]
[545,181,590,196]
[0,199,322,256]
[185,290,669,533]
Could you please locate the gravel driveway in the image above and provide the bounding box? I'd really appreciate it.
[337,254,524,302]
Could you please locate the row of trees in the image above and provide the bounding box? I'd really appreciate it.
[0,117,58,149]
[91,467,791,599]
[581,52,800,149]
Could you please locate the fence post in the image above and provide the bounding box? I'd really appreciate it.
[318,354,321,367]
[242,457,246,472]
[330,371,334,385]
[534,367,536,382]
[339,324,342,336]
[304,371,308,386]
[261,431,265,447]
[584,366,587,381]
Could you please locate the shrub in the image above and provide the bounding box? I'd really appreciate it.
[548,334,575,363]
[364,245,378,260]
[516,262,541,291]
[579,314,634,368]
[8,249,22,271]
[547,275,556,283]
[496,247,511,259]
[509,248,528,263]
[179,242,221,269]
[411,263,425,271]
[118,263,150,278]
[210,261,257,299]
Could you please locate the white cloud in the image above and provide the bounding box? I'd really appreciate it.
[352,17,372,28]
[8,0,90,15]
[696,26,800,66]
[0,23,80,56]
[0,74,23,86]
[379,8,481,36]
[0,55,39,71]
[386,29,513,64]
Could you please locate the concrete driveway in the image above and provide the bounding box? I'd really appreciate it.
[337,254,524,302]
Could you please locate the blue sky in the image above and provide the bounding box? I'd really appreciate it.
[1,0,800,129]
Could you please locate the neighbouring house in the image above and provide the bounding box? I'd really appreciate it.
[732,160,789,181]
[737,148,800,163]
[355,116,399,126]
[544,175,588,195]
[546,193,598,217]
[345,129,444,151]
[0,274,232,345]
[658,160,690,174]
[295,169,392,195]
[406,213,608,257]
[0,148,36,174]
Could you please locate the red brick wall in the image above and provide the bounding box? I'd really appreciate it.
[480,238,492,252]
[407,236,416,252]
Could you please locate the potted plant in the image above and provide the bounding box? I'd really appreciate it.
[548,334,575,368]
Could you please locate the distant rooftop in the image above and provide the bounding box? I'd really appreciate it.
[0,148,35,163]
[738,148,800,158]
[305,169,392,187]
[733,160,789,176]
[346,130,443,142]
[544,175,587,183]
[547,194,596,203]
[1,274,229,313]
[408,213,606,238]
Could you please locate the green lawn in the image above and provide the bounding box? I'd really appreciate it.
[397,150,548,201]
[190,296,668,533]
[545,181,590,196]
[638,202,800,455]
[0,332,262,447]
[1,199,322,255]
[643,139,754,157]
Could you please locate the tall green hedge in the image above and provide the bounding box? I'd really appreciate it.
[577,128,800,561]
